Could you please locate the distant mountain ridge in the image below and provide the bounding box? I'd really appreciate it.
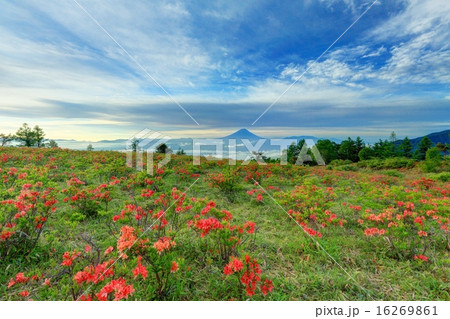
[221,128,263,140]
[52,128,449,153]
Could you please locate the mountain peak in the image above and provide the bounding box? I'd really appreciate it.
[222,128,263,139]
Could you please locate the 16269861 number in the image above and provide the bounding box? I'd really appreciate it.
[376,306,438,316]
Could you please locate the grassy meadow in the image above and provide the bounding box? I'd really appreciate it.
[0,147,449,300]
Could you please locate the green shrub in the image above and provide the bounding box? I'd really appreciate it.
[340,165,358,171]
[358,157,415,170]
[329,159,352,167]
[383,170,404,178]
[429,172,450,182]
[422,147,443,173]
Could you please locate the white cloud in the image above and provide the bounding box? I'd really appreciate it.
[370,0,450,39]
[370,0,450,83]
[362,46,386,58]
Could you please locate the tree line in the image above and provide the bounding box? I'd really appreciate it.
[0,123,58,148]
[287,131,449,164]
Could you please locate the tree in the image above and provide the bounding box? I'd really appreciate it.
[316,139,339,164]
[0,133,15,146]
[389,131,397,143]
[15,123,46,147]
[176,148,186,155]
[87,144,94,151]
[338,138,358,162]
[373,139,394,158]
[287,139,305,164]
[399,137,413,158]
[156,143,170,154]
[426,147,443,161]
[130,138,140,152]
[48,140,58,148]
[33,125,45,147]
[436,142,448,156]
[358,147,374,161]
[423,147,443,172]
[15,123,35,147]
[414,136,433,160]
[355,136,364,155]
[385,131,399,156]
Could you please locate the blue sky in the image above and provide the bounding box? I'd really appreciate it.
[0,0,449,141]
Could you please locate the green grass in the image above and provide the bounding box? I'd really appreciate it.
[0,147,449,300]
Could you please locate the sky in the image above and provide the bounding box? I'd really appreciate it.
[0,0,449,142]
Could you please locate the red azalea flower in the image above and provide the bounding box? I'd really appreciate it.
[260,279,274,296]
[61,250,81,267]
[132,256,148,279]
[7,278,15,288]
[171,261,179,273]
[117,226,137,252]
[414,254,428,262]
[153,237,176,254]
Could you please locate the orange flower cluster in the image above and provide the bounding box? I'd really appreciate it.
[223,257,244,275]
[61,250,81,267]
[414,254,428,262]
[132,256,148,279]
[74,260,114,285]
[364,227,386,236]
[153,237,176,254]
[223,255,272,298]
[117,226,137,253]
[96,278,134,301]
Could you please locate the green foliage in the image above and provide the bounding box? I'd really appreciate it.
[0,133,15,147]
[383,170,404,178]
[15,123,47,147]
[15,123,33,147]
[1,147,449,301]
[358,157,415,169]
[373,139,395,159]
[399,137,413,158]
[435,142,448,156]
[130,138,140,152]
[426,147,443,161]
[421,147,443,173]
[286,139,305,164]
[329,159,352,167]
[156,143,170,154]
[316,139,339,164]
[338,138,359,162]
[358,147,374,161]
[33,125,45,147]
[176,148,186,155]
[340,165,358,171]
[47,140,58,148]
[415,136,433,160]
[429,172,450,182]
